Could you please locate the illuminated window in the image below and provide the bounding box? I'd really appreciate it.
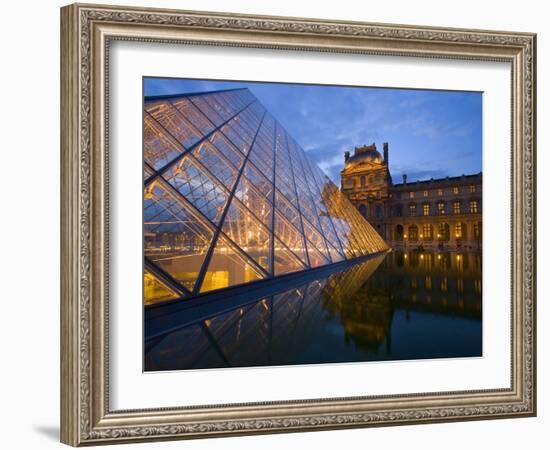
[423,190,428,197]
[455,223,463,239]
[453,201,461,214]
[453,187,459,194]
[409,204,416,216]
[423,203,430,216]
[470,185,476,193]
[470,200,479,213]
[422,224,433,239]
[437,201,445,215]
[438,189,443,196]
[409,191,414,199]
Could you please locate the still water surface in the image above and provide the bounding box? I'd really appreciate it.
[145,250,482,371]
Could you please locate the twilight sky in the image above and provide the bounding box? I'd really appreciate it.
[144,77,482,185]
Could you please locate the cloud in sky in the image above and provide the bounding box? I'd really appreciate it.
[144,78,482,185]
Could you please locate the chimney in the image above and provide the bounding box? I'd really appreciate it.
[383,142,389,165]
[403,174,407,185]
[344,151,350,162]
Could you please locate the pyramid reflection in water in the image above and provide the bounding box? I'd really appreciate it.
[143,88,388,305]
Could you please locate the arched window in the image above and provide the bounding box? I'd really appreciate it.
[358,204,368,218]
[422,224,433,240]
[438,223,450,241]
[395,224,404,241]
[408,225,419,241]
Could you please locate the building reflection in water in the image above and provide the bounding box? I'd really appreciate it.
[145,250,482,371]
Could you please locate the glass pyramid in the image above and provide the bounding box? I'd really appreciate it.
[143,88,388,305]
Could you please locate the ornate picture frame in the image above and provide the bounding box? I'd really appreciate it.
[60,3,536,446]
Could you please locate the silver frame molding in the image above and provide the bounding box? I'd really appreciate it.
[60,3,536,446]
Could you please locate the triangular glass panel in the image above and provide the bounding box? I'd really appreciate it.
[171,97,216,135]
[302,219,332,263]
[144,179,214,292]
[273,210,308,267]
[274,237,307,276]
[200,234,265,294]
[162,154,230,226]
[208,131,246,167]
[188,94,225,127]
[146,101,203,148]
[233,173,273,229]
[191,140,239,191]
[143,269,180,305]
[144,113,183,170]
[221,196,272,272]
[305,239,331,268]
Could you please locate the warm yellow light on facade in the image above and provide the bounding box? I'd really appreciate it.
[404,234,408,238]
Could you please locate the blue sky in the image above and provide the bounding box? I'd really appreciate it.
[144,77,482,184]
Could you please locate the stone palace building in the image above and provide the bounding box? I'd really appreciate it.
[341,143,482,251]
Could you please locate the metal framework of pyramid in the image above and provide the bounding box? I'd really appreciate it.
[143,88,388,305]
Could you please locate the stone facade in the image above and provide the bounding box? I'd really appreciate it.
[341,143,482,251]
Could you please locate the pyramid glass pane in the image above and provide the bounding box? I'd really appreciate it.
[200,235,265,293]
[171,97,216,135]
[145,100,203,148]
[191,140,239,190]
[221,196,272,272]
[273,210,308,266]
[162,154,230,226]
[144,179,214,291]
[143,113,184,170]
[233,173,272,229]
[274,238,307,276]
[144,269,180,305]
[144,88,388,306]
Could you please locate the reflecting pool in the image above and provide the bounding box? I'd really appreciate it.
[144,250,482,371]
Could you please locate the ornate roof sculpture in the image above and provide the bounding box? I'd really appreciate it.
[143,88,388,305]
[342,143,386,173]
